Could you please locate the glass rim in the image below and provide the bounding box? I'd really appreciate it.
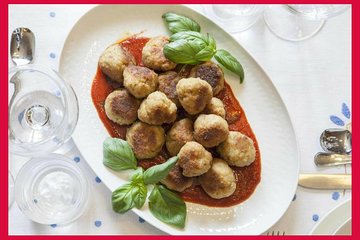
[8,64,79,157]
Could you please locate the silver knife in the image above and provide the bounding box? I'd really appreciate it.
[298,173,351,190]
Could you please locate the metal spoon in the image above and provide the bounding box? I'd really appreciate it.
[320,128,352,154]
[10,27,35,65]
[314,152,351,167]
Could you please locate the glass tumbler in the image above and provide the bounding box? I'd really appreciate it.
[263,4,350,41]
[9,64,79,156]
[14,154,89,225]
[204,4,265,33]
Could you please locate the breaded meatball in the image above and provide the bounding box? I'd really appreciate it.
[176,78,213,115]
[104,89,140,125]
[217,131,256,167]
[166,118,194,156]
[99,44,135,84]
[161,164,193,192]
[178,141,212,177]
[203,97,226,119]
[126,121,165,159]
[123,65,158,98]
[138,91,177,125]
[189,61,224,95]
[199,158,236,199]
[158,71,181,106]
[142,36,177,71]
[194,114,229,148]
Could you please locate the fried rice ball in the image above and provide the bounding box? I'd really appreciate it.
[166,118,194,156]
[142,36,177,71]
[138,91,177,125]
[158,71,182,107]
[99,44,135,84]
[199,158,236,199]
[176,77,213,115]
[194,114,229,148]
[203,97,226,119]
[178,141,212,177]
[217,131,256,167]
[123,65,158,98]
[104,89,141,125]
[160,164,194,192]
[189,61,225,96]
[126,121,165,159]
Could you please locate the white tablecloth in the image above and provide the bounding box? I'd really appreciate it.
[8,4,352,235]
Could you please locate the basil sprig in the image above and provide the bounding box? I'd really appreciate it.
[149,185,186,228]
[112,179,147,213]
[215,50,245,83]
[103,137,137,171]
[162,12,200,33]
[162,12,244,83]
[104,138,185,228]
[143,156,178,185]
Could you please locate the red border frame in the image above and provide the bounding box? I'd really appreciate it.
[2,0,358,239]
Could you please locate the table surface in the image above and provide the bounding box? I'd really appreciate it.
[8,4,352,235]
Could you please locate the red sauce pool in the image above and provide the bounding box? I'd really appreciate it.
[91,36,261,207]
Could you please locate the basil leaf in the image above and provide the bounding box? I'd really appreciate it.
[164,39,209,65]
[112,183,135,213]
[112,175,147,213]
[194,46,215,62]
[170,31,207,46]
[132,180,147,209]
[148,185,186,228]
[162,12,200,33]
[214,49,245,83]
[129,167,147,208]
[143,156,178,185]
[130,167,144,182]
[206,33,216,50]
[103,137,137,171]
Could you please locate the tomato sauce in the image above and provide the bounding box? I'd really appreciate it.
[91,36,261,207]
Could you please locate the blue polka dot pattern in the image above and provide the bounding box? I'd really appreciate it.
[49,53,56,59]
[312,214,319,222]
[292,194,297,201]
[332,192,340,200]
[342,103,350,119]
[50,224,57,228]
[330,115,345,126]
[95,176,102,183]
[73,156,80,163]
[138,217,145,223]
[94,220,102,227]
[49,12,56,17]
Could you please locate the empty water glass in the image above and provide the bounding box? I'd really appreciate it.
[204,4,265,33]
[9,64,79,157]
[263,4,350,41]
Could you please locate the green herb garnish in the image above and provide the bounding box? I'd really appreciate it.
[162,12,201,33]
[215,49,245,83]
[104,137,185,228]
[162,12,244,83]
[149,185,186,228]
[143,156,178,185]
[103,137,137,171]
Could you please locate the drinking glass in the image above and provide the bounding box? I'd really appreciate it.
[263,4,350,41]
[14,154,89,225]
[8,64,79,157]
[204,4,265,33]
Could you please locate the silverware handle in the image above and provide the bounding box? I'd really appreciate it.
[314,152,351,166]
